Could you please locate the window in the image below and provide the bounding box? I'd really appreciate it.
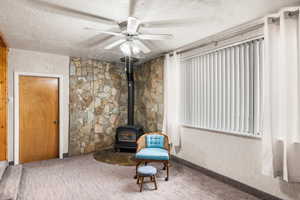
[180,38,263,137]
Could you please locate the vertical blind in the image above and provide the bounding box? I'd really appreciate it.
[181,38,264,137]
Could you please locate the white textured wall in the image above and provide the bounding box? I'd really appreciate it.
[172,127,300,200]
[7,49,69,162]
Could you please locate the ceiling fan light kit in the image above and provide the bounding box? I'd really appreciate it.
[120,41,141,56]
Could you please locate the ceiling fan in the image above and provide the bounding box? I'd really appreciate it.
[84,16,173,56]
[25,0,203,57]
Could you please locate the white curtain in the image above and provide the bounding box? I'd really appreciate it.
[163,52,181,147]
[262,7,300,182]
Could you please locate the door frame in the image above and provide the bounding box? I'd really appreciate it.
[14,72,64,164]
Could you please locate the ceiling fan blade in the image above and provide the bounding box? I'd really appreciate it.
[132,40,151,54]
[84,27,124,37]
[137,34,173,40]
[26,0,117,25]
[127,17,140,34]
[81,35,115,48]
[141,17,203,28]
[104,39,126,50]
[128,0,137,17]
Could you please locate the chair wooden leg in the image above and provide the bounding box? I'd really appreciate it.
[153,176,158,190]
[162,163,166,170]
[140,177,144,192]
[137,176,140,184]
[135,162,140,179]
[165,162,169,181]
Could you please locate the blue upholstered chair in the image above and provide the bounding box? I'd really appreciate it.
[135,132,170,181]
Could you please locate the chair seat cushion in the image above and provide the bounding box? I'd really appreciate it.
[137,166,157,176]
[136,148,169,161]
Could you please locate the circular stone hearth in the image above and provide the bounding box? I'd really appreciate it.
[93,149,136,166]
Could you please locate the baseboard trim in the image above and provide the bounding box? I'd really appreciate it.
[63,153,69,158]
[171,155,283,200]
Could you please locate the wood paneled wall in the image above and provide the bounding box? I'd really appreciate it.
[0,36,7,161]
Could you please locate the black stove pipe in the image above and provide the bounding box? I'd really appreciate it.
[126,59,134,125]
[121,57,138,126]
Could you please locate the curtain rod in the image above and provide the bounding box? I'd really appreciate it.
[181,35,264,61]
[167,17,264,56]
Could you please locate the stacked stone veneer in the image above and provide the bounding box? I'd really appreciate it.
[69,56,164,155]
[69,58,127,155]
[135,57,164,132]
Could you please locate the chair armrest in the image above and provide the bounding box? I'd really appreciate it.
[136,135,146,153]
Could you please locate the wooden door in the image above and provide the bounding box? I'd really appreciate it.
[19,76,59,163]
[0,38,7,161]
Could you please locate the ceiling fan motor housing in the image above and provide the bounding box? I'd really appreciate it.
[119,17,140,35]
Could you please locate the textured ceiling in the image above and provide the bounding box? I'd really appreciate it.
[0,0,299,63]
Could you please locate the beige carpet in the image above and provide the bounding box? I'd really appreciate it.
[18,154,259,200]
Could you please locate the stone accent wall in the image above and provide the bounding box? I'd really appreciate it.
[69,56,164,155]
[69,58,127,155]
[135,57,164,132]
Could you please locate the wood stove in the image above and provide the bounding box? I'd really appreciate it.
[115,125,144,151]
[115,57,144,151]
